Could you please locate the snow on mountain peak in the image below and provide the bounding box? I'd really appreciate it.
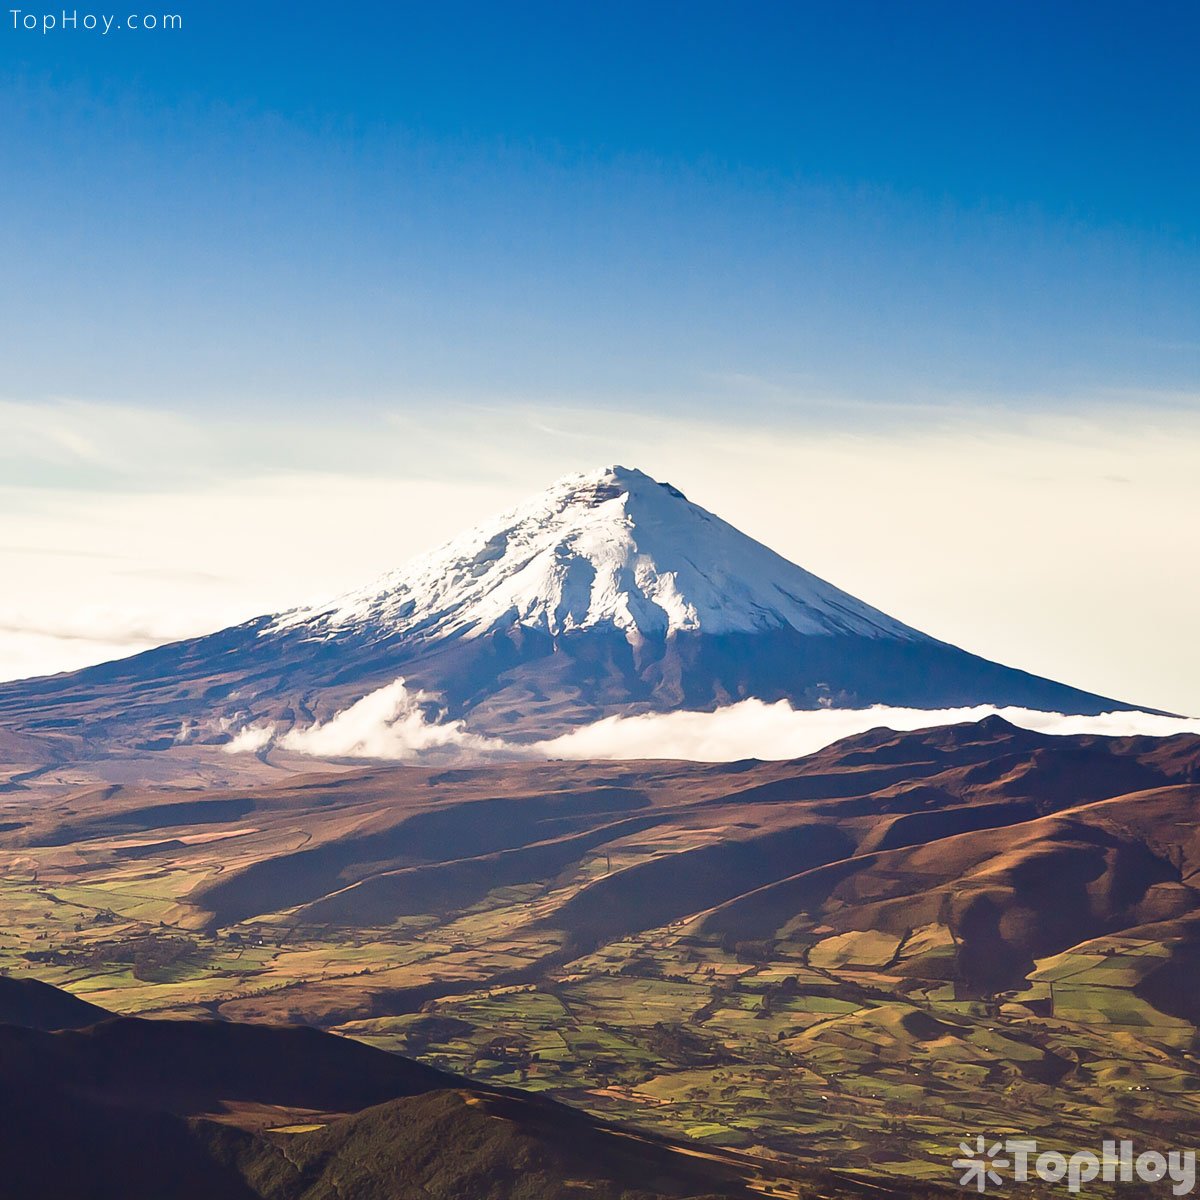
[269,466,926,645]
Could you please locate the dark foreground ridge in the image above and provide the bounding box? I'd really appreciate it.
[0,978,938,1200]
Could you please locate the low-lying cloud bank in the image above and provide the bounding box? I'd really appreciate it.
[222,678,1200,764]
[279,679,500,758]
[534,701,1200,761]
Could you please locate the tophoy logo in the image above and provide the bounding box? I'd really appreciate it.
[952,1137,1196,1195]
[954,1137,1011,1193]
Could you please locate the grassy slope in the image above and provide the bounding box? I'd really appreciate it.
[0,1000,927,1200]
[2,720,1199,1186]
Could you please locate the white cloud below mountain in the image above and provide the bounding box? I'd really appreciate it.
[224,678,1200,765]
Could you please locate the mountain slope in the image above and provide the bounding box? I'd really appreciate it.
[270,465,923,643]
[0,985,918,1200]
[3,722,1200,1182]
[0,466,1139,752]
[0,974,110,1031]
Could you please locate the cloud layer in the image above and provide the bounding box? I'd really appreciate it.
[278,679,502,760]
[535,700,1200,761]
[224,678,1200,765]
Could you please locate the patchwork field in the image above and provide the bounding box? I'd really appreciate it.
[2,717,1199,1188]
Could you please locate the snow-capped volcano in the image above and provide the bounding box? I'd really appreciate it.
[0,465,1138,751]
[270,466,921,645]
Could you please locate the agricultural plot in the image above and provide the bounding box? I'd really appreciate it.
[3,729,1200,1188]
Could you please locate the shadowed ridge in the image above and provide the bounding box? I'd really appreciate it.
[0,1014,459,1116]
[0,979,932,1200]
[0,974,111,1031]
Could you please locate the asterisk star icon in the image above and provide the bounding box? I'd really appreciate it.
[953,1135,1011,1193]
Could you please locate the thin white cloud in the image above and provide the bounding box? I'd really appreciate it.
[275,679,504,760]
[224,724,275,755]
[223,678,1200,765]
[534,700,1200,761]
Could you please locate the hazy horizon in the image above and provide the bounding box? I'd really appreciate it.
[2,1,1196,713]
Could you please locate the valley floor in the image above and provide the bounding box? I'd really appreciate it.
[2,719,1199,1190]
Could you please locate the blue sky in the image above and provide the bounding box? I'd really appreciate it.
[1,2,1198,712]
[2,0,1197,413]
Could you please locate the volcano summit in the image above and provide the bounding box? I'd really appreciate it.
[0,466,1136,752]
